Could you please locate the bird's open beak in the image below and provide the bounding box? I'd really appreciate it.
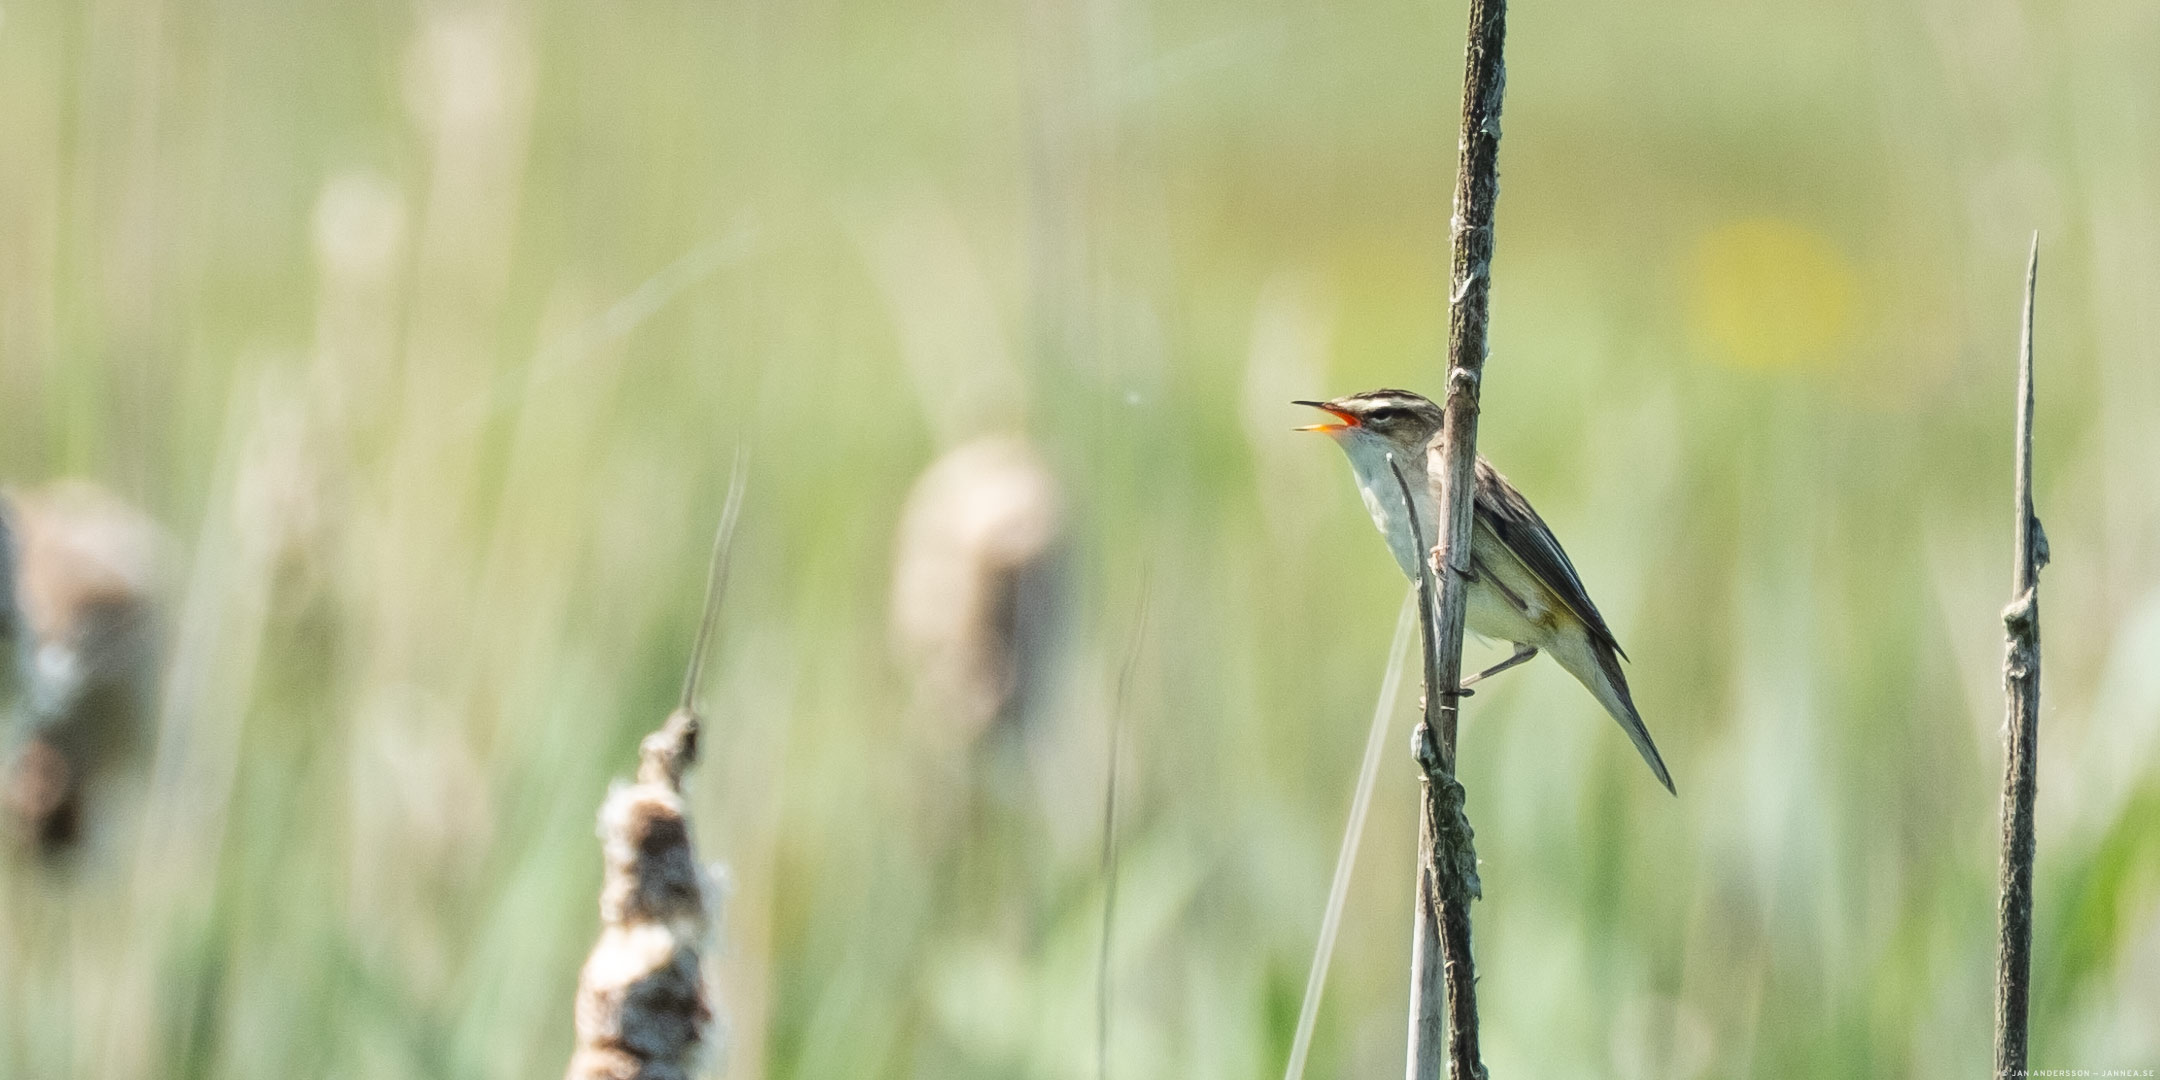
[1292,400,1358,432]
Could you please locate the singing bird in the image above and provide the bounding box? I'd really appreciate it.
[1296,389,1674,794]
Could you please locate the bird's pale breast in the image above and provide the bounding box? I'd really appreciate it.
[1347,449,1567,650]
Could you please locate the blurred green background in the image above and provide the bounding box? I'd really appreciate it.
[2,0,2157,1076]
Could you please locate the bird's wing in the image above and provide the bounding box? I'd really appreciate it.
[1472,456,1626,660]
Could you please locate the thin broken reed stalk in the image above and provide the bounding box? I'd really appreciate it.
[1408,0,1508,1075]
[1096,578,1149,1080]
[1993,236,2046,1080]
[565,455,746,1080]
[1283,592,1417,1080]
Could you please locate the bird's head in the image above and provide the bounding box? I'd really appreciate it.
[1293,389,1444,453]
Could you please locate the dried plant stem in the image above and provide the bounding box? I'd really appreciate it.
[566,458,748,1080]
[1408,0,1507,1075]
[1283,592,1417,1080]
[1393,460,1484,1080]
[1994,235,2047,1080]
[1097,577,1149,1080]
[680,450,750,714]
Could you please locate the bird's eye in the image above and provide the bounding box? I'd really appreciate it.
[1366,407,1398,424]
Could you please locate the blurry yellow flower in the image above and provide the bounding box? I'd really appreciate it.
[1688,218,1857,371]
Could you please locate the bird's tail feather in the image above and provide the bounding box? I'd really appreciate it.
[1550,632,1675,795]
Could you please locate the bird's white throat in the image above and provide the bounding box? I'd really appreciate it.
[1333,430,1438,583]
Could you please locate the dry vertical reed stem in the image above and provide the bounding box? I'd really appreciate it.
[1095,576,1149,1080]
[1411,0,1508,1075]
[1390,460,1483,1080]
[1994,236,2046,1080]
[566,456,746,1080]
